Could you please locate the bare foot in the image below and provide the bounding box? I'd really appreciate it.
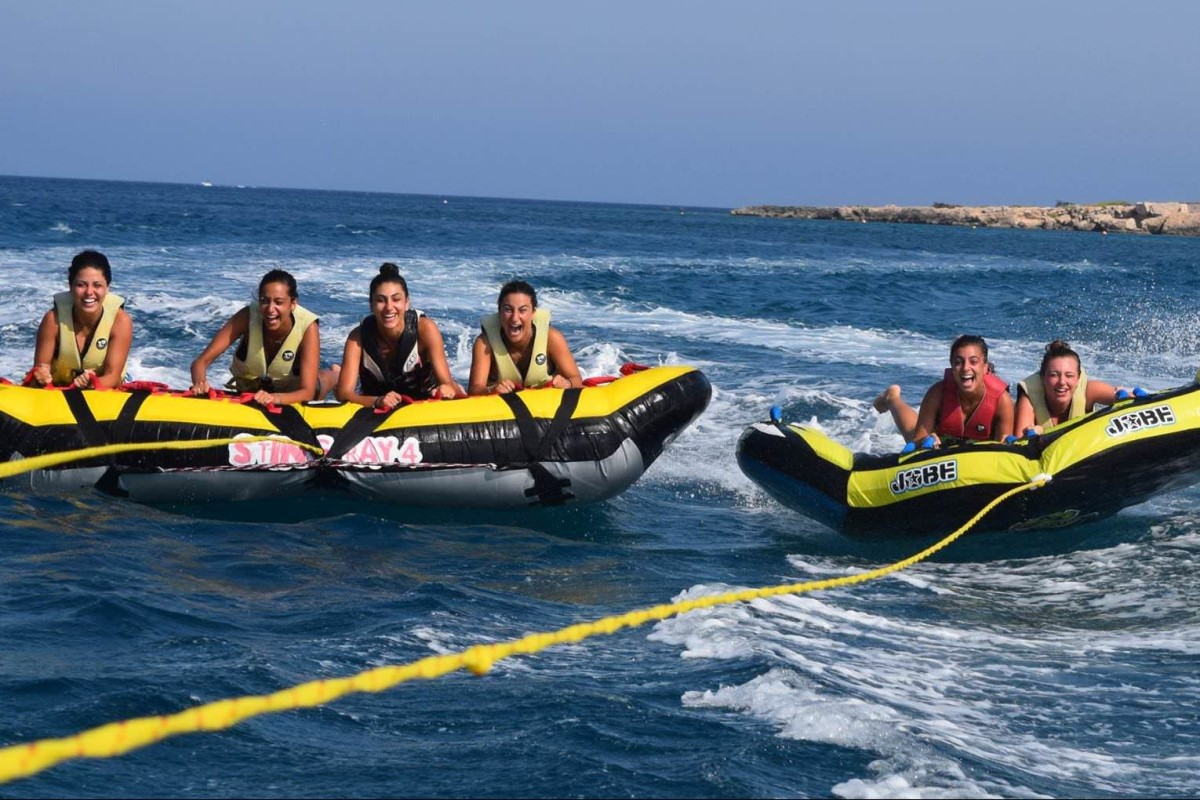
[873,385,901,413]
[318,364,341,398]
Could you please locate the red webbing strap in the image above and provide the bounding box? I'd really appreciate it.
[374,393,417,414]
[119,380,173,394]
[582,362,652,386]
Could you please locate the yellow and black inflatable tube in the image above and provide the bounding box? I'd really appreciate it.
[0,365,710,511]
[737,382,1200,539]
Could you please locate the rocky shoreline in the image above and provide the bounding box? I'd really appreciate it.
[730,201,1200,237]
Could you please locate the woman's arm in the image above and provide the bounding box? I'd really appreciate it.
[29,309,58,386]
[907,383,943,445]
[545,328,583,389]
[417,316,464,398]
[991,390,1015,441]
[1085,378,1122,410]
[469,334,513,395]
[1013,392,1039,436]
[190,308,249,394]
[335,327,379,407]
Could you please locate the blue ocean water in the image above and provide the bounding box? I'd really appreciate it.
[2,174,1200,798]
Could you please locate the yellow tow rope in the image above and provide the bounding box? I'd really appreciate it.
[0,476,1049,785]
[0,436,325,480]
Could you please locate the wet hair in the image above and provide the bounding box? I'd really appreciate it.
[258,269,298,300]
[498,279,537,308]
[1039,339,1082,375]
[369,262,408,298]
[68,250,112,285]
[949,334,988,363]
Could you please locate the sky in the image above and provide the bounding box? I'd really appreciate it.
[2,1,1198,208]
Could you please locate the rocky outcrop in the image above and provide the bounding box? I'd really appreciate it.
[730,202,1200,237]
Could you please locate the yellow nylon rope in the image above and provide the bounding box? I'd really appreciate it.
[0,436,325,480]
[0,477,1047,785]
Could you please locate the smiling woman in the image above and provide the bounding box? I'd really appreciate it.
[1014,339,1126,435]
[873,334,1014,448]
[28,249,133,390]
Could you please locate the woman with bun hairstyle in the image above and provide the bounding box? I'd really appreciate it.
[1013,339,1125,435]
[336,262,464,410]
[189,269,336,406]
[29,249,133,389]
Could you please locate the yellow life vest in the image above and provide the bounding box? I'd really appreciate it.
[481,308,552,387]
[227,303,318,393]
[51,291,126,385]
[1018,367,1089,428]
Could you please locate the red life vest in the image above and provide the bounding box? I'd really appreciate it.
[936,369,1009,441]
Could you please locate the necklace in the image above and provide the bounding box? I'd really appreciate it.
[265,326,290,346]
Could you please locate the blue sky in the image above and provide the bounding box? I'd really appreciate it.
[2,1,1197,207]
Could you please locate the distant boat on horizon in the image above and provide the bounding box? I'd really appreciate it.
[200,181,213,188]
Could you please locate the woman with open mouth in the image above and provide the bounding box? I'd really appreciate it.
[874,334,1014,448]
[468,279,583,396]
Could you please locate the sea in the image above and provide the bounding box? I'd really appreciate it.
[1,173,1199,799]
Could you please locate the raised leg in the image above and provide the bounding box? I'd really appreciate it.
[873,384,918,439]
